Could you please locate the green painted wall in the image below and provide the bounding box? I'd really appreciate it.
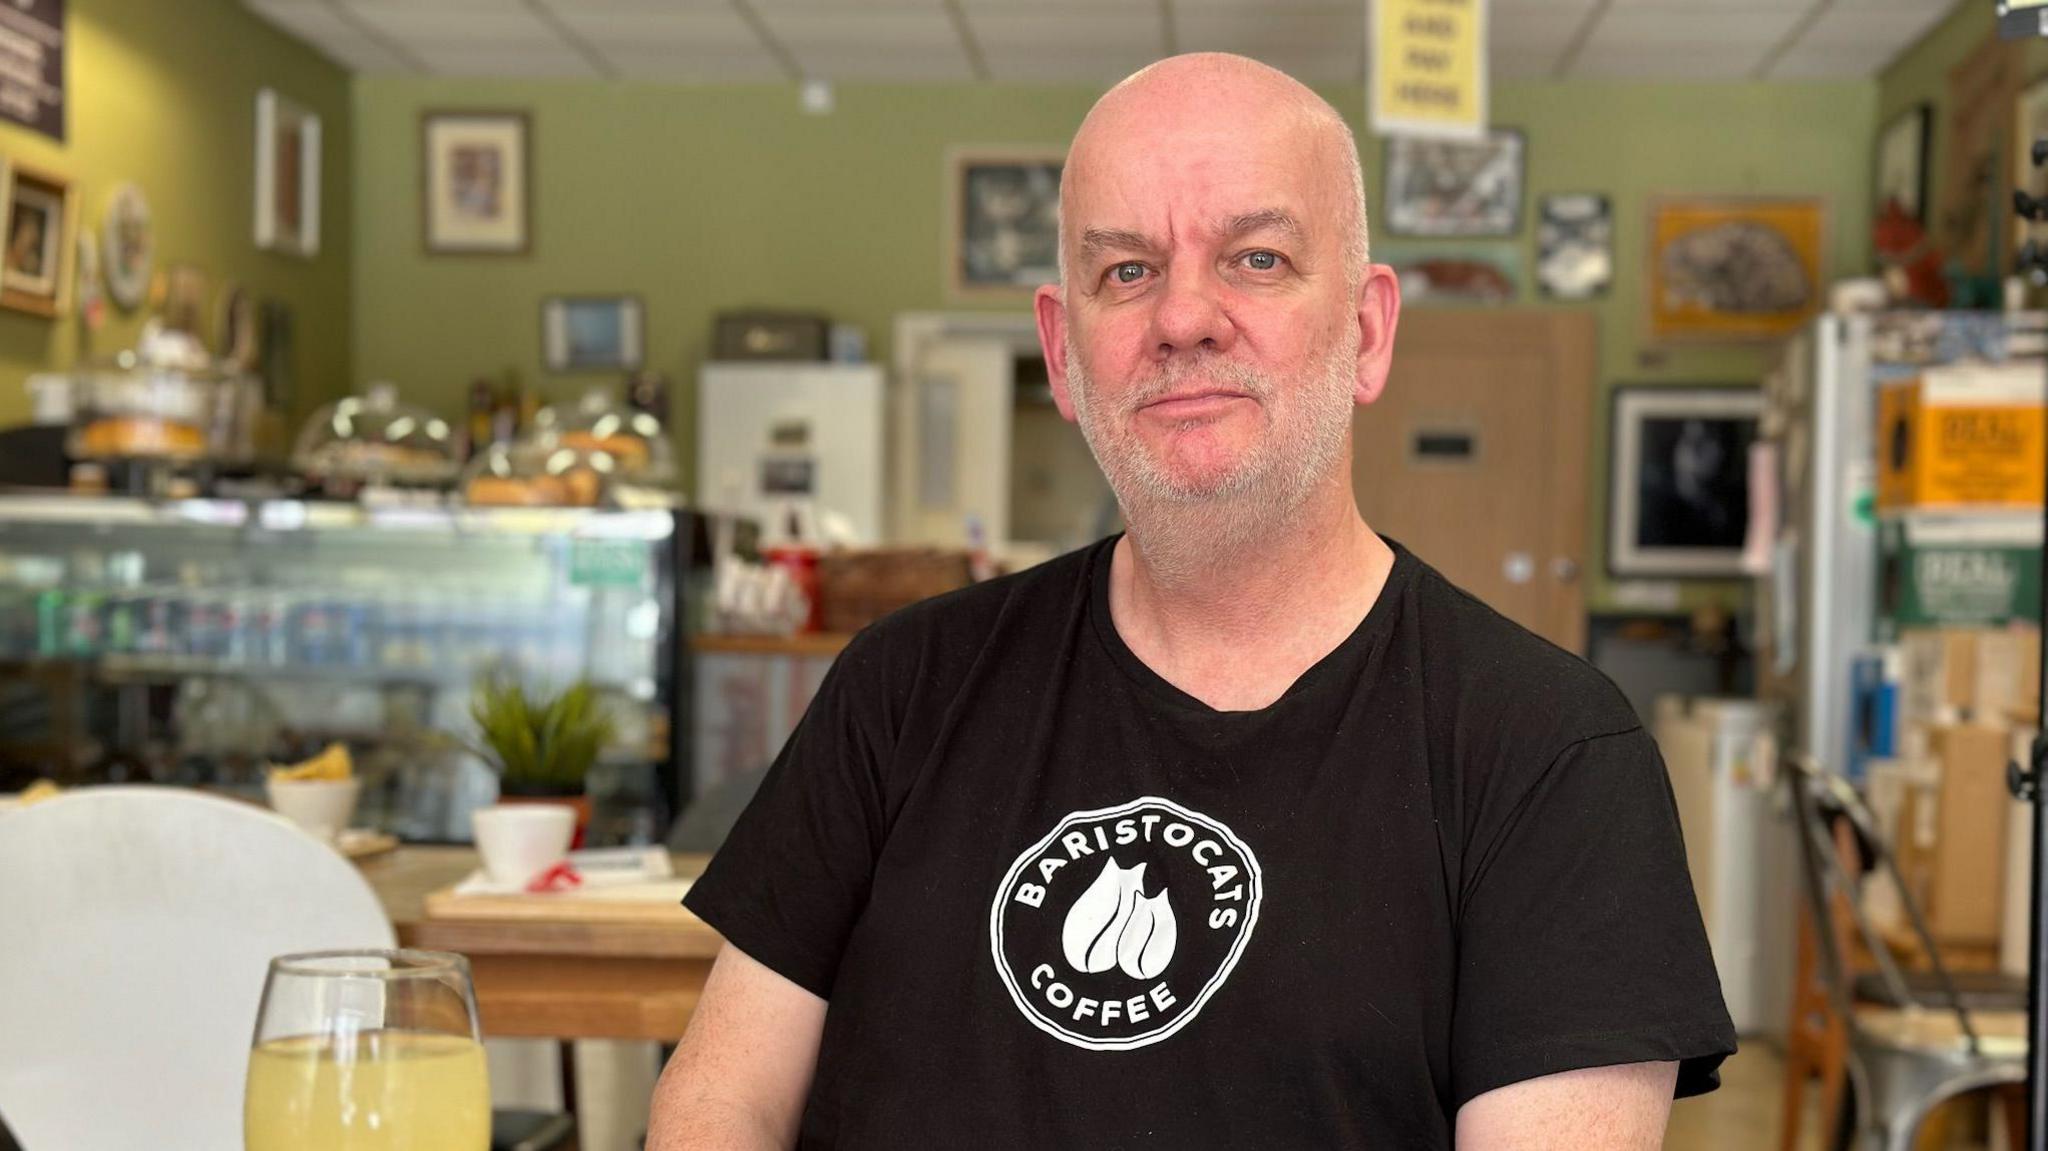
[0,0,353,430]
[352,76,1875,612]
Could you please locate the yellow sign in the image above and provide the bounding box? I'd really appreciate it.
[1372,0,1487,141]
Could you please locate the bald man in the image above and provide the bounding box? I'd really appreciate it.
[650,55,1733,1149]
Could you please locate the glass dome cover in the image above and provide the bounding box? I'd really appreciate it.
[531,388,674,485]
[459,435,622,507]
[292,383,460,485]
[63,324,262,462]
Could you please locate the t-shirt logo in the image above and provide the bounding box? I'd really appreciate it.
[989,796,1263,1050]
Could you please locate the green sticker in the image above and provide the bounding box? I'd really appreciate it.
[569,539,646,587]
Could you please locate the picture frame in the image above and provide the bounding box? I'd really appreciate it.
[1375,243,1518,304]
[422,110,531,256]
[1876,102,1931,226]
[542,295,643,372]
[254,88,320,257]
[0,161,75,318]
[1607,385,1763,579]
[1645,196,1824,345]
[101,181,152,312]
[2017,79,2048,255]
[947,148,1063,300]
[1535,192,1612,299]
[1382,129,1525,238]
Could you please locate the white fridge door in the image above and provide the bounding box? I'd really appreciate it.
[696,362,886,544]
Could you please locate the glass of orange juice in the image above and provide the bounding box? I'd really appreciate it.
[244,949,490,1150]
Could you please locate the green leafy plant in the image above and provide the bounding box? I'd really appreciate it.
[469,677,616,796]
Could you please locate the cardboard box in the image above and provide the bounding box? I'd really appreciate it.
[1877,513,2042,638]
[1899,628,1978,722]
[1893,723,2012,944]
[1974,627,2042,725]
[1877,364,2045,512]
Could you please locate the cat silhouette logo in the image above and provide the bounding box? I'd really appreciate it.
[990,796,1262,1050]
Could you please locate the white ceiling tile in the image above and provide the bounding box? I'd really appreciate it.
[599,44,790,80]
[1490,4,1598,52]
[966,8,1161,51]
[314,35,412,72]
[549,6,760,48]
[754,7,960,47]
[343,2,559,46]
[1568,42,1774,78]
[244,0,361,42]
[410,42,601,76]
[1581,6,1805,49]
[1793,5,1950,50]
[786,44,975,79]
[981,45,1157,82]
[1177,6,1363,51]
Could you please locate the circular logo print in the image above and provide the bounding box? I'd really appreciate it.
[989,796,1262,1051]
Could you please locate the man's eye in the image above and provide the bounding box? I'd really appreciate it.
[1111,262,1147,284]
[1244,251,1281,271]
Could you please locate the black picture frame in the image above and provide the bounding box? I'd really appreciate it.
[1606,384,1763,580]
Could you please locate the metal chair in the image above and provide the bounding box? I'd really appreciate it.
[1783,753,2028,1151]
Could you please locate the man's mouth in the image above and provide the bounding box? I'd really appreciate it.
[1139,390,1253,420]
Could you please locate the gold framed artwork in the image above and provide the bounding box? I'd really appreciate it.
[1645,196,1824,345]
[946,148,1063,301]
[0,160,75,318]
[422,109,531,256]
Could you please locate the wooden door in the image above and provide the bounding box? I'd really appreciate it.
[1352,310,1595,652]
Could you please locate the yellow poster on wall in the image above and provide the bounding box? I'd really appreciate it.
[1372,0,1487,141]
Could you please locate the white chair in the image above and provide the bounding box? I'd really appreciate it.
[0,787,393,1151]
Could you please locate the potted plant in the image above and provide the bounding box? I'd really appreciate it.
[469,676,615,839]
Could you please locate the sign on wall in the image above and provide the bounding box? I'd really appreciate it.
[0,0,63,142]
[1371,0,1486,141]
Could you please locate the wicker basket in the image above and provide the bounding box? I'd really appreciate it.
[816,548,974,634]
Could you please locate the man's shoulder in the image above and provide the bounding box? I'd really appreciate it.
[1399,548,1641,745]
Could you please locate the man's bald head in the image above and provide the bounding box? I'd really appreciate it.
[1058,53,1369,288]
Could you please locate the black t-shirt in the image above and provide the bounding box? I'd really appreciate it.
[684,536,1736,1148]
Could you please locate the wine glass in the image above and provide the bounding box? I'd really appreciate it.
[244,949,490,1150]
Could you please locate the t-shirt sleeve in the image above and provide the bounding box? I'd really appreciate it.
[680,638,895,999]
[1449,725,1737,1111]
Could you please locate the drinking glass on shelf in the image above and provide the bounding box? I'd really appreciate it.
[244,949,490,1150]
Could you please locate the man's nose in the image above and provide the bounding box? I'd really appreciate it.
[1147,264,1237,360]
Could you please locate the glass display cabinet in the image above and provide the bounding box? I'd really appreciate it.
[0,496,708,844]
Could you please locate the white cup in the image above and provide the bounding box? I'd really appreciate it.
[265,778,361,842]
[471,804,577,888]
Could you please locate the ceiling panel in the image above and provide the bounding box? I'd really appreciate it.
[786,44,975,80]
[1766,42,1904,78]
[599,45,791,81]
[343,3,558,46]
[1583,7,1806,48]
[965,8,1162,52]
[410,42,601,76]
[755,7,960,48]
[1177,6,1363,51]
[548,7,761,48]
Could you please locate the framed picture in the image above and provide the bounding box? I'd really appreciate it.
[1536,193,1612,299]
[1376,243,1518,304]
[255,88,320,257]
[0,162,74,318]
[102,182,152,312]
[542,295,643,372]
[1646,196,1824,344]
[1382,129,1524,238]
[1608,386,1762,579]
[1877,103,1931,226]
[2018,80,2048,255]
[423,110,530,255]
[948,149,1062,299]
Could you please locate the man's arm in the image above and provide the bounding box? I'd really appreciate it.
[1454,1061,1678,1150]
[646,944,827,1151]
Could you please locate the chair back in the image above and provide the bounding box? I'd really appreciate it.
[0,787,393,1150]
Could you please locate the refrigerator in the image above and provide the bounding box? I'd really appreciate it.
[695,361,886,545]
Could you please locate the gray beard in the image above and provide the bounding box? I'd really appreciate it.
[1065,331,1359,584]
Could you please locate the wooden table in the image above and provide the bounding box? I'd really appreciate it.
[361,846,724,1042]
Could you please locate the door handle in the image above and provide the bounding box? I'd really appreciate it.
[1553,557,1581,584]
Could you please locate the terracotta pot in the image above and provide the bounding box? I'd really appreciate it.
[496,792,592,849]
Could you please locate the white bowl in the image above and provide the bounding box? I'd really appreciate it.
[264,778,361,842]
[471,804,576,888]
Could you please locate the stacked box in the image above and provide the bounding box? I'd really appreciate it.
[1876,363,2045,513]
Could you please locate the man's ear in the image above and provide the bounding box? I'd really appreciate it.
[1036,284,1078,423]
[1354,264,1402,407]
